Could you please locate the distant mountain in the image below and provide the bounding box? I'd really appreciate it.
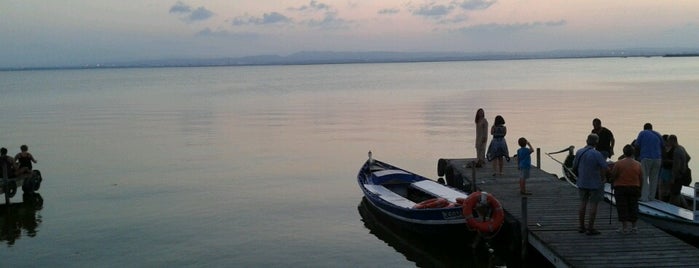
[4,48,699,71]
[96,48,699,68]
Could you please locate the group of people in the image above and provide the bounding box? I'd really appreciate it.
[0,145,38,179]
[474,108,534,196]
[574,119,691,236]
[473,110,693,236]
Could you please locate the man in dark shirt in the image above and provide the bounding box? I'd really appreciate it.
[592,118,615,159]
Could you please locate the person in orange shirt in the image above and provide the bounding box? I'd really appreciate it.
[610,144,643,234]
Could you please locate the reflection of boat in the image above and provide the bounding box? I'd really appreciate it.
[357,152,506,238]
[357,198,506,268]
[0,193,44,246]
[547,146,699,243]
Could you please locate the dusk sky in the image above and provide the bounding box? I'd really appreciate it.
[3,0,699,67]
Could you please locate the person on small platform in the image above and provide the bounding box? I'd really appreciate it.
[0,147,18,178]
[15,144,37,176]
[517,137,534,195]
[572,134,609,235]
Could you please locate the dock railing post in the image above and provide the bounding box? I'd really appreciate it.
[521,196,528,263]
[694,182,699,220]
[471,161,477,193]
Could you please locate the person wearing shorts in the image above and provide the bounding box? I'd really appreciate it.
[572,134,609,235]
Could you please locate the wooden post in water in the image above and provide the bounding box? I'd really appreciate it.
[2,164,8,205]
[536,148,541,169]
[521,196,529,264]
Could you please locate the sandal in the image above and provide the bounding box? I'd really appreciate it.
[577,226,586,233]
[616,228,628,234]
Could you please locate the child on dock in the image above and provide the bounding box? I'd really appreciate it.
[517,137,533,195]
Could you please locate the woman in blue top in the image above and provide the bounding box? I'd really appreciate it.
[487,115,509,176]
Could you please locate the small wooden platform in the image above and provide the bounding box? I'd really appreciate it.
[440,156,699,268]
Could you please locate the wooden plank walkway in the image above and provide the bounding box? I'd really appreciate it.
[440,156,699,268]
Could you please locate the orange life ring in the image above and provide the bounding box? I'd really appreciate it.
[461,191,505,233]
[412,197,450,209]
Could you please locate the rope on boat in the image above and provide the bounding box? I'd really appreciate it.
[545,151,578,188]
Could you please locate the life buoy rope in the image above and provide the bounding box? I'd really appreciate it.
[458,191,505,233]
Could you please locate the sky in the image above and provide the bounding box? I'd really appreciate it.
[2,0,699,67]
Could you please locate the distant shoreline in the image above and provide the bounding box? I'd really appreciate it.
[2,51,698,72]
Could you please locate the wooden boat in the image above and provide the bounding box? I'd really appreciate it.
[357,152,505,237]
[547,146,699,241]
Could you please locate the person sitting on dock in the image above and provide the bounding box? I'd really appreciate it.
[517,137,534,195]
[0,147,18,178]
[14,144,37,176]
[610,144,643,234]
[573,134,609,235]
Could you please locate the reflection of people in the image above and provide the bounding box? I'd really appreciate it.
[15,144,37,176]
[573,134,609,235]
[610,145,642,234]
[635,123,663,201]
[0,193,44,245]
[474,108,488,168]
[0,147,17,178]
[517,137,533,195]
[486,115,509,176]
[667,135,691,208]
[591,118,615,159]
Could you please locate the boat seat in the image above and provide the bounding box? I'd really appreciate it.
[411,180,468,203]
[363,184,416,208]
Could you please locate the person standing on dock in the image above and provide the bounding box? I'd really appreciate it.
[667,135,691,208]
[573,134,609,235]
[517,137,533,195]
[474,108,488,168]
[634,123,664,202]
[486,115,509,176]
[610,144,643,234]
[591,118,615,159]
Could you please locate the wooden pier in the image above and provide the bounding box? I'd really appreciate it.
[439,153,699,267]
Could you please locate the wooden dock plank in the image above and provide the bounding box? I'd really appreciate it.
[441,158,699,268]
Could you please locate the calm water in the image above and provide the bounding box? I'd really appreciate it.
[1,57,698,266]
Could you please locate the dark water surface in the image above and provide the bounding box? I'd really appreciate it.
[1,57,698,266]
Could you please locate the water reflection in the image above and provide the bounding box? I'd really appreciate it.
[0,193,44,246]
[358,197,510,268]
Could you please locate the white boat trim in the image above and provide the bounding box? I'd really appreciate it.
[411,180,469,203]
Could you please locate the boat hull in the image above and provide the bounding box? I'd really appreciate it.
[357,159,472,237]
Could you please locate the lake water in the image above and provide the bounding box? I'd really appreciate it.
[1,57,698,266]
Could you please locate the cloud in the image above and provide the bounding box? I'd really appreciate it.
[189,7,214,21]
[458,0,497,11]
[169,1,191,13]
[378,8,400,15]
[291,0,331,12]
[232,12,292,26]
[169,2,214,22]
[306,12,351,29]
[412,3,455,18]
[458,20,567,34]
